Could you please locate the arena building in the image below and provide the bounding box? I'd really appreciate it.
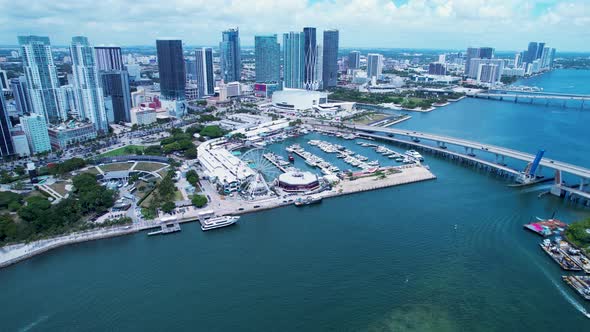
[277,171,320,192]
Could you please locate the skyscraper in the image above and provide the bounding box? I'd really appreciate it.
[254,35,280,83]
[322,29,339,88]
[70,36,108,133]
[303,27,318,90]
[464,47,480,77]
[10,76,31,115]
[195,47,214,97]
[96,45,131,124]
[0,93,14,157]
[18,35,66,124]
[348,51,360,70]
[156,39,186,100]
[0,69,8,90]
[100,71,131,123]
[220,28,241,82]
[367,53,383,79]
[478,47,494,59]
[526,42,538,64]
[20,113,51,154]
[95,46,124,71]
[536,42,546,60]
[282,32,305,89]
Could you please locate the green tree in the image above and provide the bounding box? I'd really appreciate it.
[199,125,226,138]
[161,201,176,213]
[191,194,208,208]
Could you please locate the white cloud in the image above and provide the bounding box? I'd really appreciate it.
[0,0,588,51]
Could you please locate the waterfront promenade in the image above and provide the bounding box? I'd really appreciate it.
[0,163,435,269]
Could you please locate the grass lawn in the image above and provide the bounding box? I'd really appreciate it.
[99,145,146,158]
[48,182,69,196]
[80,166,100,175]
[135,162,168,172]
[99,163,132,172]
[352,112,390,125]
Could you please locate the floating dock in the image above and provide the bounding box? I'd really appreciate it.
[523,219,567,237]
[147,223,181,236]
[562,276,590,301]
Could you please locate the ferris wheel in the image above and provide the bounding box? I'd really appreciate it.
[240,148,281,181]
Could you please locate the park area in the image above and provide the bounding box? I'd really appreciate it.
[99,145,146,158]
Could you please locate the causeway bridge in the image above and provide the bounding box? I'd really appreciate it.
[311,120,590,205]
[472,91,590,108]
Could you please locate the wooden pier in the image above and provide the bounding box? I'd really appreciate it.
[147,223,181,236]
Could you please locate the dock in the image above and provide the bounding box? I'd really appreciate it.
[562,276,590,301]
[263,152,288,173]
[147,222,181,236]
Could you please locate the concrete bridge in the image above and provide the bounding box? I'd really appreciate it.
[472,91,590,108]
[328,122,590,204]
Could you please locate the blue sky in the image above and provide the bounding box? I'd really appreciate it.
[0,0,588,51]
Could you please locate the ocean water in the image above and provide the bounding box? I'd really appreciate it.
[1,70,590,331]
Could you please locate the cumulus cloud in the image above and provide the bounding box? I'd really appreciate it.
[0,0,587,51]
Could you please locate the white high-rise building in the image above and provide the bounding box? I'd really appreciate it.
[195,47,214,97]
[70,36,108,133]
[21,113,51,154]
[314,44,323,90]
[18,36,67,124]
[367,54,383,79]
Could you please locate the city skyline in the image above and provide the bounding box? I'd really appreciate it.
[0,1,588,51]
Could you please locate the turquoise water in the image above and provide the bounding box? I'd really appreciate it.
[1,70,590,331]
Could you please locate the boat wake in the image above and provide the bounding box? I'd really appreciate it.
[19,314,50,332]
[538,265,590,319]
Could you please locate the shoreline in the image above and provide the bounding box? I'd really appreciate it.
[0,165,436,269]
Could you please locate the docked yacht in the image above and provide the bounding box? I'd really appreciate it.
[200,216,240,231]
[405,150,424,161]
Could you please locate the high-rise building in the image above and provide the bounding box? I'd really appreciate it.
[468,58,504,79]
[0,93,14,157]
[525,42,538,64]
[514,52,522,68]
[10,76,31,115]
[464,47,480,77]
[70,36,108,133]
[322,29,339,88]
[156,39,186,100]
[549,48,556,68]
[477,63,501,84]
[220,28,241,82]
[428,63,447,75]
[20,113,51,154]
[95,46,124,71]
[95,45,131,124]
[283,32,305,89]
[0,70,8,90]
[478,47,494,59]
[195,47,214,97]
[100,71,131,123]
[536,42,546,60]
[18,35,66,124]
[185,58,197,81]
[367,53,383,79]
[348,51,360,70]
[303,27,318,90]
[254,35,280,83]
[314,44,323,89]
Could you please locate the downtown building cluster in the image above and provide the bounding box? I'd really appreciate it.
[0,35,133,157]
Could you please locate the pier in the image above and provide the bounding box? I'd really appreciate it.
[147,223,181,236]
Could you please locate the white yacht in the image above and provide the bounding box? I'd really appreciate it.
[405,150,424,161]
[200,216,240,231]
